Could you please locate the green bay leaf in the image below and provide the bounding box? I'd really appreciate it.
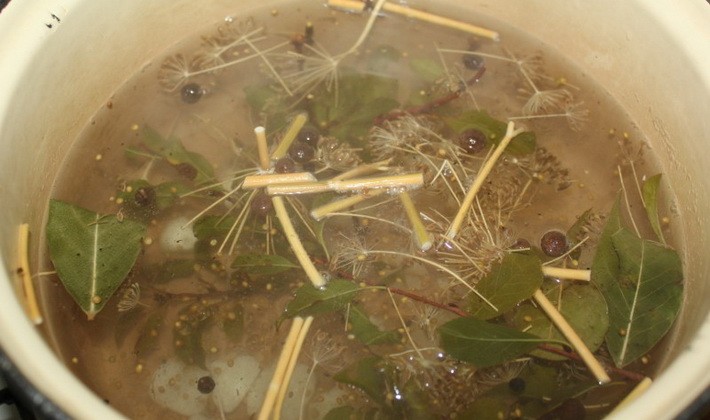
[443,110,536,156]
[323,406,357,420]
[592,198,683,366]
[468,253,544,320]
[283,279,360,318]
[46,200,146,319]
[333,356,388,406]
[312,73,399,141]
[606,228,683,367]
[143,126,215,185]
[642,173,666,243]
[231,254,298,275]
[438,317,550,367]
[348,304,401,346]
[510,284,609,360]
[409,58,445,82]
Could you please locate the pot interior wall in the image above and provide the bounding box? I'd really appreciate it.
[0,0,707,419]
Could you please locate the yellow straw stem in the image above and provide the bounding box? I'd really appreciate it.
[242,172,317,189]
[255,126,270,171]
[310,190,385,221]
[257,317,306,420]
[327,0,500,40]
[272,197,326,288]
[271,113,308,160]
[273,316,314,419]
[18,223,42,325]
[331,159,392,181]
[612,377,653,413]
[541,267,591,282]
[445,122,524,241]
[267,173,424,196]
[533,289,611,384]
[399,192,432,252]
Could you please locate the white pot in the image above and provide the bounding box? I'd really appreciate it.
[0,0,708,418]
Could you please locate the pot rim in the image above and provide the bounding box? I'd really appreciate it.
[0,0,709,419]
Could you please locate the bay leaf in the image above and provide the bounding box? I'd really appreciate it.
[312,73,399,141]
[142,126,215,185]
[409,58,445,83]
[174,302,214,368]
[592,198,683,366]
[193,214,238,241]
[244,83,290,133]
[468,253,544,320]
[510,283,609,360]
[46,199,146,320]
[231,254,298,275]
[114,306,146,347]
[606,228,683,366]
[323,406,357,420]
[642,173,666,243]
[591,199,622,295]
[438,317,553,368]
[134,309,165,358]
[348,304,401,346]
[283,279,360,318]
[117,180,189,223]
[142,258,195,284]
[460,396,511,419]
[443,110,536,156]
[221,303,245,342]
[333,356,388,406]
[567,208,593,260]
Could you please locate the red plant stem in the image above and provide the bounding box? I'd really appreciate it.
[537,344,646,382]
[331,267,470,318]
[387,286,470,318]
[327,264,646,383]
[374,66,486,124]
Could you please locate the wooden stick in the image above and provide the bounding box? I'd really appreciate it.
[612,377,653,413]
[257,317,305,420]
[533,289,611,384]
[255,126,270,171]
[273,316,314,419]
[327,0,499,41]
[541,267,591,282]
[267,173,424,196]
[399,192,432,252]
[271,113,308,160]
[242,172,317,189]
[272,197,326,288]
[330,159,392,181]
[310,190,385,220]
[445,122,524,241]
[17,224,43,325]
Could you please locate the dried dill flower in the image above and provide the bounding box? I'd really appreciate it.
[387,354,481,417]
[509,147,573,191]
[317,137,362,171]
[117,283,141,312]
